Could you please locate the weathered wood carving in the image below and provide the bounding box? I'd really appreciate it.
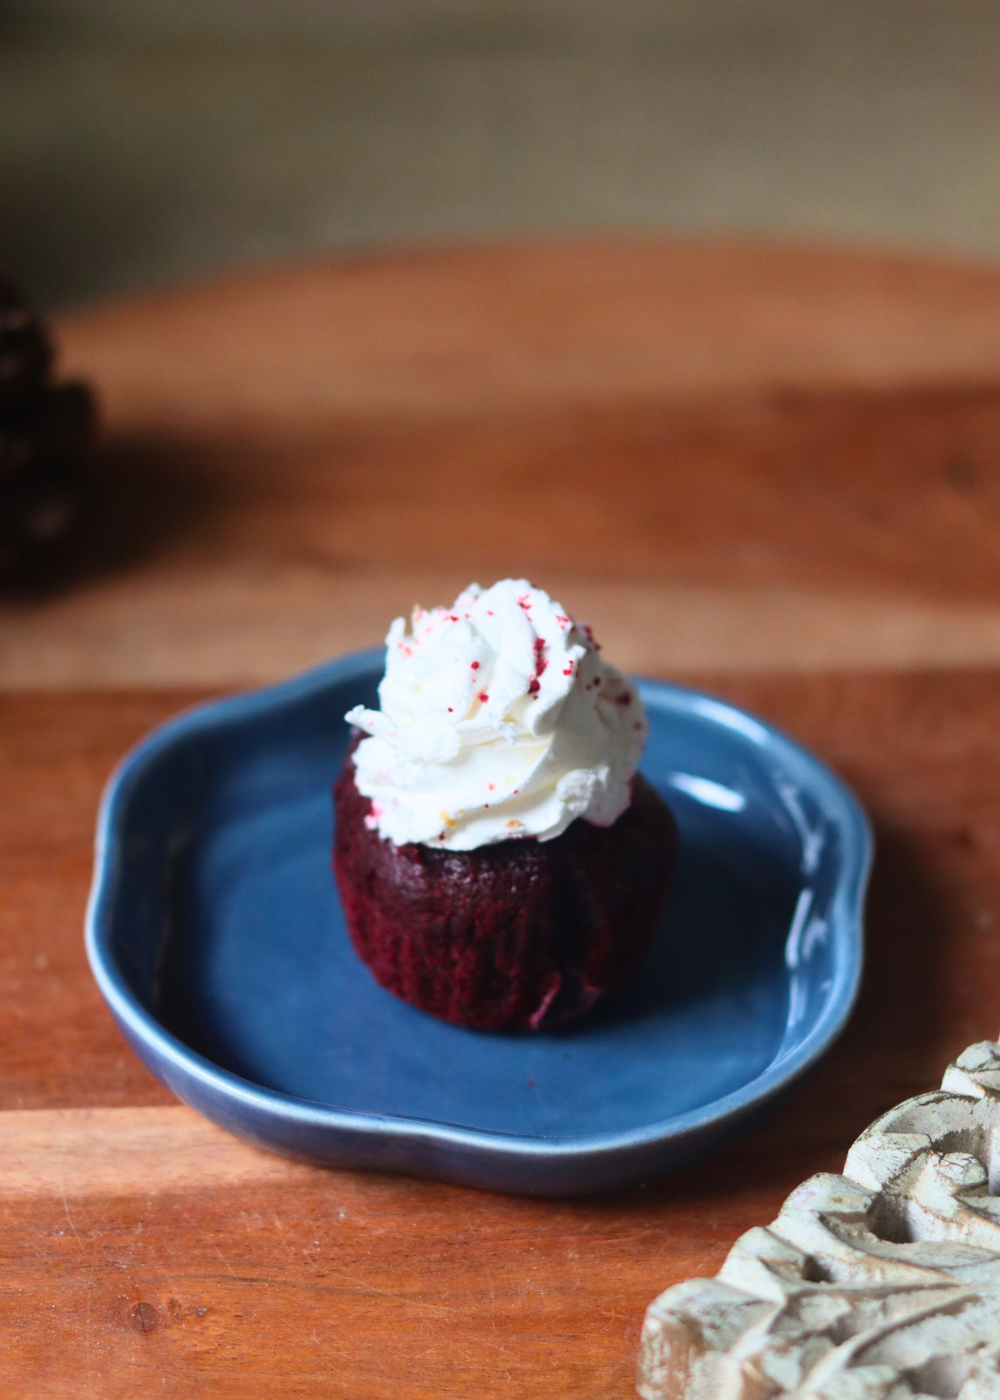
[638,1041,1000,1399]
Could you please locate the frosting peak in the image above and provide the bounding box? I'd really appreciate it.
[344,579,648,850]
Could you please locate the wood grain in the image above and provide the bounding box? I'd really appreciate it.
[7,241,1000,1395]
[0,1105,306,1196]
[3,671,1000,1396]
[9,241,1000,683]
[54,240,1000,425]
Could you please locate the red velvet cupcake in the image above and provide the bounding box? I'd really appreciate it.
[333,579,677,1031]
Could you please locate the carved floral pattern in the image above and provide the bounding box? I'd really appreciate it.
[638,1042,1000,1400]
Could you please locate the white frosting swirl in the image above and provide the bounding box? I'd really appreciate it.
[344,579,648,850]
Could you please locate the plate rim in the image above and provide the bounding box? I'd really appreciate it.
[86,650,872,1183]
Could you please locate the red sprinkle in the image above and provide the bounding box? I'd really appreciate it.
[563,665,574,676]
[517,595,532,611]
[532,636,548,680]
[527,678,540,696]
[471,660,480,671]
[616,691,632,706]
[478,692,489,703]
[556,614,570,627]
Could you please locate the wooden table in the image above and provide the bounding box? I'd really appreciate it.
[5,239,1000,1396]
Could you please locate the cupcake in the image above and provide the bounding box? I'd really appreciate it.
[333,579,677,1031]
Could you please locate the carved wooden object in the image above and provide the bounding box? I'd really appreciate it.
[638,1041,1000,1399]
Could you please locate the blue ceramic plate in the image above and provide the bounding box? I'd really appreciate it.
[86,651,871,1196]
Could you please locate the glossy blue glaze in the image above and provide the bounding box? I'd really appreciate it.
[86,651,871,1196]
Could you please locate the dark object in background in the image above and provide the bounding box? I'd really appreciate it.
[0,273,96,579]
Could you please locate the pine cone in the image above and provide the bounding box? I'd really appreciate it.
[0,274,53,415]
[0,274,96,579]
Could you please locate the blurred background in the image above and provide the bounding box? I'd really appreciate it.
[8,0,1000,682]
[4,0,1000,310]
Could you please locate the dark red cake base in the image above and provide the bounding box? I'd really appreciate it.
[332,745,678,1031]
